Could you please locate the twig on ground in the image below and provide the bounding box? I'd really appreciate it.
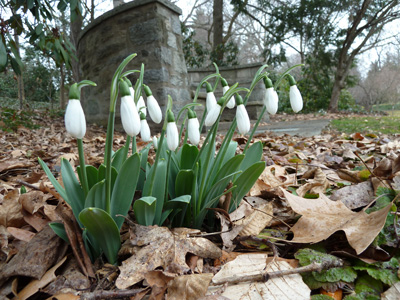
[211,259,344,285]
[16,179,40,190]
[80,288,148,300]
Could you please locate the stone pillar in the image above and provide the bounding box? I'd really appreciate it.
[78,0,190,127]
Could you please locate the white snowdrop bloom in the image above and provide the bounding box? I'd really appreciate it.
[153,136,158,149]
[205,103,221,127]
[188,117,200,145]
[137,96,146,116]
[236,104,251,135]
[167,122,179,151]
[120,95,141,137]
[65,99,86,139]
[264,87,279,115]
[147,95,162,124]
[223,85,235,109]
[206,91,217,111]
[140,118,151,142]
[290,85,303,113]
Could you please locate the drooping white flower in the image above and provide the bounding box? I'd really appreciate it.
[153,136,158,149]
[222,78,235,109]
[264,87,279,115]
[236,104,250,135]
[120,95,141,137]
[205,82,217,111]
[187,109,200,145]
[289,85,303,113]
[287,74,303,113]
[166,110,179,151]
[144,85,162,123]
[140,113,151,142]
[205,99,222,127]
[120,80,141,137]
[137,96,146,116]
[65,99,86,139]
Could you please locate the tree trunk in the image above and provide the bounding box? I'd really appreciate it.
[60,65,66,109]
[213,0,224,62]
[70,11,83,82]
[13,19,25,109]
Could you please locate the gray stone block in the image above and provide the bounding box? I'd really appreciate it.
[129,18,162,44]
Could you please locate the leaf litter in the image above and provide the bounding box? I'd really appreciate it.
[1,112,400,299]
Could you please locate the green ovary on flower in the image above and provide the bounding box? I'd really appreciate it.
[65,99,86,139]
[121,95,141,137]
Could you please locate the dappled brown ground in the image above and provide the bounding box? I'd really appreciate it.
[1,111,400,299]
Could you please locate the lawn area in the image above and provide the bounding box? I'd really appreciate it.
[330,111,400,135]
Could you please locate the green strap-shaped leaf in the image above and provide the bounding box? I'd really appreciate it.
[98,164,118,194]
[48,222,69,243]
[84,180,106,210]
[142,159,167,225]
[110,153,141,229]
[235,141,263,181]
[133,196,157,226]
[79,208,121,265]
[212,154,244,186]
[77,165,99,190]
[111,145,128,172]
[137,144,151,191]
[231,161,266,212]
[175,170,194,197]
[38,158,67,201]
[61,158,85,220]
[0,39,7,70]
[180,144,199,169]
[164,195,191,227]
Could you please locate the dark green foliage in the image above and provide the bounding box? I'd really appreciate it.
[0,108,40,132]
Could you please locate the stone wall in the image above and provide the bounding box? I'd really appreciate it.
[78,0,191,127]
[188,63,269,122]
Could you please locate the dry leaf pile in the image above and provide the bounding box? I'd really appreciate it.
[1,112,400,299]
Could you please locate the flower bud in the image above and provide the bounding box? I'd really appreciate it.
[120,80,141,137]
[65,99,86,139]
[287,75,303,113]
[140,112,151,142]
[205,98,223,127]
[221,78,235,109]
[137,96,146,115]
[153,136,158,149]
[187,109,200,145]
[166,110,179,151]
[264,87,278,115]
[144,85,162,124]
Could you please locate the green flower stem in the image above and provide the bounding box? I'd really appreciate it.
[147,127,166,196]
[77,138,89,196]
[164,150,173,202]
[132,136,136,154]
[243,105,266,153]
[197,122,218,215]
[104,110,115,214]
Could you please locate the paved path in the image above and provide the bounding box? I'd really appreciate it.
[218,118,331,137]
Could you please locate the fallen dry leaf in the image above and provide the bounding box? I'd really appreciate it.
[116,225,221,289]
[282,189,393,254]
[330,181,374,209]
[0,189,25,228]
[167,273,214,300]
[381,281,400,300]
[297,168,330,197]
[14,256,67,300]
[6,227,35,242]
[209,254,310,299]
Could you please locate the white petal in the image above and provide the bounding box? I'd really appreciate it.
[147,95,162,124]
[206,92,217,111]
[140,119,151,141]
[137,96,146,115]
[129,87,135,99]
[121,95,141,136]
[236,104,250,135]
[205,104,221,127]
[264,87,278,115]
[65,100,86,139]
[223,85,235,109]
[166,122,179,151]
[290,85,303,113]
[153,136,158,149]
[188,117,200,145]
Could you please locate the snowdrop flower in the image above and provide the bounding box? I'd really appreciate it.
[187,109,200,145]
[144,85,162,124]
[205,82,217,111]
[65,83,86,139]
[205,98,223,127]
[263,77,278,115]
[235,95,250,135]
[119,80,141,137]
[221,78,235,109]
[287,75,303,113]
[137,96,146,116]
[166,110,179,151]
[153,136,158,149]
[140,112,151,142]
